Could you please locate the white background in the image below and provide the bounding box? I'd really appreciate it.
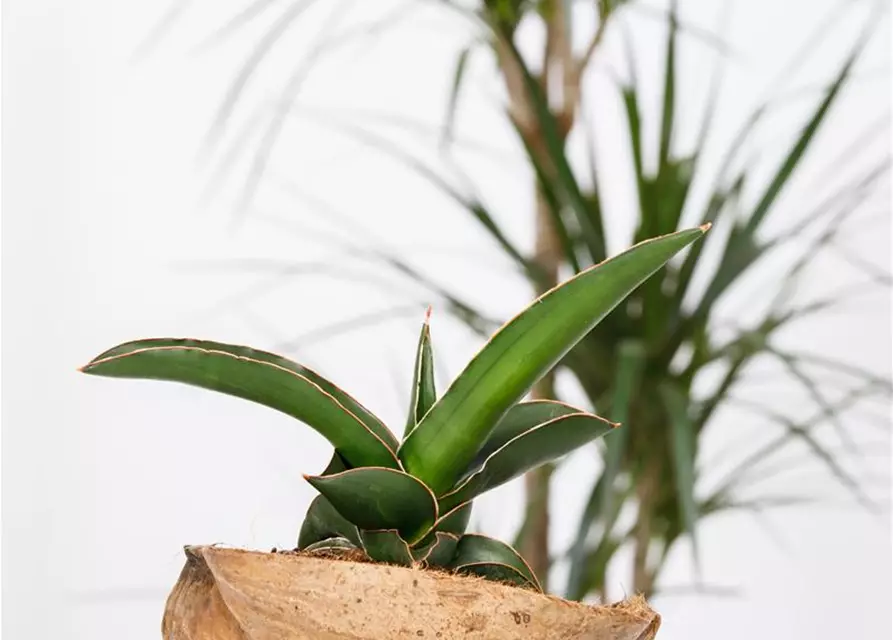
[3,1,891,638]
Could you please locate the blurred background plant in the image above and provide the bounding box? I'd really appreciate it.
[148,0,890,603]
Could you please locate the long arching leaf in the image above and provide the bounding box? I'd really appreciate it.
[440,412,617,512]
[80,338,399,468]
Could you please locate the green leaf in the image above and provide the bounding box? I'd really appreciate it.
[565,339,645,600]
[744,45,862,235]
[359,529,414,566]
[298,494,362,549]
[415,532,459,567]
[399,227,708,494]
[450,534,541,591]
[403,308,437,438]
[416,500,473,549]
[440,412,617,512]
[468,400,583,470]
[658,382,699,564]
[80,338,399,468]
[441,46,472,148]
[303,537,359,553]
[304,467,438,542]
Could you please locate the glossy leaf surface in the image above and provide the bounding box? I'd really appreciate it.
[400,227,707,493]
[305,467,437,542]
[81,338,399,468]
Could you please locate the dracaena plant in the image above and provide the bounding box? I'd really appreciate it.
[80,227,705,591]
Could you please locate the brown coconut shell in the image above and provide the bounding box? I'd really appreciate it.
[162,546,660,640]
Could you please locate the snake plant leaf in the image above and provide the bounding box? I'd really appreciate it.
[439,412,618,512]
[359,529,414,566]
[298,493,362,549]
[417,500,473,549]
[302,537,359,553]
[80,338,399,468]
[304,467,438,543]
[403,308,437,438]
[415,532,460,567]
[399,226,708,494]
[450,534,541,592]
[467,400,586,473]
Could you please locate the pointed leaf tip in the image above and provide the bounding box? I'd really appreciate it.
[425,305,433,323]
[700,222,712,232]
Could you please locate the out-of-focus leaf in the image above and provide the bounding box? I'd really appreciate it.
[359,529,414,566]
[450,534,541,591]
[744,44,864,235]
[304,467,438,541]
[404,308,438,438]
[442,46,473,148]
[500,31,607,264]
[659,382,699,564]
[440,412,617,511]
[565,340,645,599]
[400,227,707,494]
[80,338,399,468]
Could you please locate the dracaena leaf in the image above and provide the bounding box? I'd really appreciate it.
[80,338,399,468]
[450,534,541,592]
[403,309,437,439]
[298,494,362,549]
[439,412,617,512]
[399,226,708,494]
[304,467,438,543]
[359,529,414,566]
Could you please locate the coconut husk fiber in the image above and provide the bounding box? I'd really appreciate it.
[162,546,660,640]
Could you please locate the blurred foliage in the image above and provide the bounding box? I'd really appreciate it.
[162,0,891,601]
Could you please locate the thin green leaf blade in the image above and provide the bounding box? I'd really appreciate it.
[304,467,438,542]
[403,308,437,438]
[359,529,414,566]
[441,413,617,511]
[565,339,645,600]
[400,226,708,494]
[659,382,699,564]
[450,534,541,591]
[80,338,399,468]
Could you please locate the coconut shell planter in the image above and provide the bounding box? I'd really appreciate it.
[81,227,707,639]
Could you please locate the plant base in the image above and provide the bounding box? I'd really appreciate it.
[162,546,660,639]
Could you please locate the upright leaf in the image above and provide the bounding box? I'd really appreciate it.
[399,226,708,494]
[659,382,699,566]
[403,307,437,438]
[565,339,645,599]
[80,338,399,468]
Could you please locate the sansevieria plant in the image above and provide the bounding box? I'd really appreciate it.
[80,226,705,595]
